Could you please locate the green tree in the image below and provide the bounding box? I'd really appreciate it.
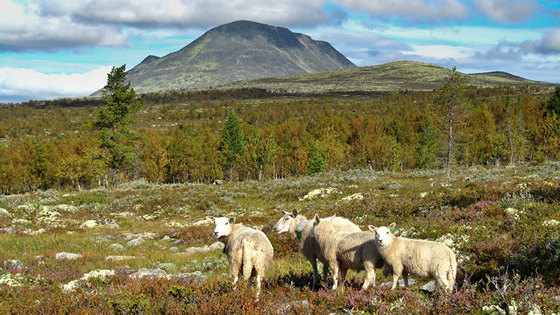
[415,110,441,168]
[546,87,560,117]
[93,65,143,178]
[436,66,465,176]
[220,110,246,180]
[307,140,326,175]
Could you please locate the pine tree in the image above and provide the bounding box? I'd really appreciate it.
[220,110,245,180]
[93,65,142,178]
[546,87,560,117]
[307,140,326,175]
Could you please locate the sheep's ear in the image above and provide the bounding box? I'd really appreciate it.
[292,209,299,217]
[206,216,215,223]
[367,225,376,232]
[389,222,396,229]
[229,217,236,224]
[282,210,291,216]
[332,213,336,218]
[314,214,320,223]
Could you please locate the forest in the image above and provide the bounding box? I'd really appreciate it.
[0,66,559,195]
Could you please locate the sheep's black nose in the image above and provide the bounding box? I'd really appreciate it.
[214,231,219,236]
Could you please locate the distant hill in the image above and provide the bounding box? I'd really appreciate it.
[224,61,556,94]
[123,20,356,93]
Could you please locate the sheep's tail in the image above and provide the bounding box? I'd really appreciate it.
[448,252,457,291]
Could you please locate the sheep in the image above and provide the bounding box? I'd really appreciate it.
[272,209,361,289]
[312,214,385,290]
[207,216,273,296]
[368,223,457,292]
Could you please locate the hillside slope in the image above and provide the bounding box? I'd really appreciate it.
[124,20,355,93]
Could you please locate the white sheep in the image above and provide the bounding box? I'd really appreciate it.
[272,209,361,289]
[207,216,273,296]
[312,214,385,290]
[368,223,457,292]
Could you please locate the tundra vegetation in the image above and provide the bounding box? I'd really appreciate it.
[0,74,559,312]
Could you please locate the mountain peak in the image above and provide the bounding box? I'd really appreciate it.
[123,20,355,94]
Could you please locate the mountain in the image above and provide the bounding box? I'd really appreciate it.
[224,60,556,94]
[124,20,356,93]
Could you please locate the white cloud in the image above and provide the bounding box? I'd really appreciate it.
[37,0,333,28]
[542,28,560,52]
[474,0,539,24]
[0,0,126,51]
[339,0,469,22]
[0,66,112,102]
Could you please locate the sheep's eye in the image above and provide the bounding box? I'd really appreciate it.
[285,217,289,221]
[225,222,229,225]
[386,231,389,234]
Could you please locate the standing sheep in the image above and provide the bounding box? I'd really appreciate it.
[207,216,273,296]
[312,214,385,290]
[368,223,457,292]
[273,209,361,289]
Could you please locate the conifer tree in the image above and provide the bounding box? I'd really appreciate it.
[308,140,326,175]
[546,87,560,117]
[221,110,245,180]
[93,65,142,178]
[415,111,440,168]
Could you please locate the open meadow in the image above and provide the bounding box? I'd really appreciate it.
[1,163,559,313]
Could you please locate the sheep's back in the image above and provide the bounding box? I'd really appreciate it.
[399,238,453,278]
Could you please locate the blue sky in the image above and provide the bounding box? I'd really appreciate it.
[1,0,559,103]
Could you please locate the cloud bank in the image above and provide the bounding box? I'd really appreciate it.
[0,66,112,103]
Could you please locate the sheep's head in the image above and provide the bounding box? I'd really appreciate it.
[206,216,236,238]
[368,222,396,246]
[311,214,335,238]
[273,209,298,234]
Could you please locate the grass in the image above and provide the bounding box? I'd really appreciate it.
[1,163,560,313]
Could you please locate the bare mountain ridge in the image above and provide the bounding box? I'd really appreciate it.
[124,20,356,93]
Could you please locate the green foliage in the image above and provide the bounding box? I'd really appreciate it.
[220,110,245,179]
[93,65,143,173]
[546,86,560,117]
[415,110,441,168]
[307,140,326,175]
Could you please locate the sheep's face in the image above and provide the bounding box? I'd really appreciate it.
[273,210,295,234]
[206,216,235,238]
[369,224,395,246]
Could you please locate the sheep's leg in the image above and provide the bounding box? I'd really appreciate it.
[330,261,340,290]
[340,267,348,286]
[391,264,403,290]
[242,258,253,284]
[322,262,328,283]
[403,271,409,287]
[254,274,262,296]
[362,261,375,290]
[311,259,319,289]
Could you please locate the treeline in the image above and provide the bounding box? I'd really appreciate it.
[1,76,559,194]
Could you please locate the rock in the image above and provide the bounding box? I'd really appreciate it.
[108,243,125,251]
[155,262,176,270]
[162,236,172,241]
[99,218,120,228]
[80,220,99,228]
[299,187,341,201]
[209,241,225,250]
[380,278,417,288]
[185,247,204,255]
[169,271,207,283]
[0,228,15,234]
[340,193,364,202]
[274,300,310,314]
[130,268,167,280]
[420,280,437,293]
[169,247,179,252]
[0,208,13,217]
[3,259,23,269]
[482,305,506,315]
[105,255,136,262]
[55,252,83,260]
[126,237,145,247]
[213,180,223,185]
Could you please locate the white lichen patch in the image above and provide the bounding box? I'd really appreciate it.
[111,211,136,218]
[543,219,560,227]
[299,187,341,201]
[166,221,188,228]
[0,208,13,217]
[0,273,27,287]
[81,269,115,281]
[12,218,32,226]
[505,208,523,221]
[339,193,364,202]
